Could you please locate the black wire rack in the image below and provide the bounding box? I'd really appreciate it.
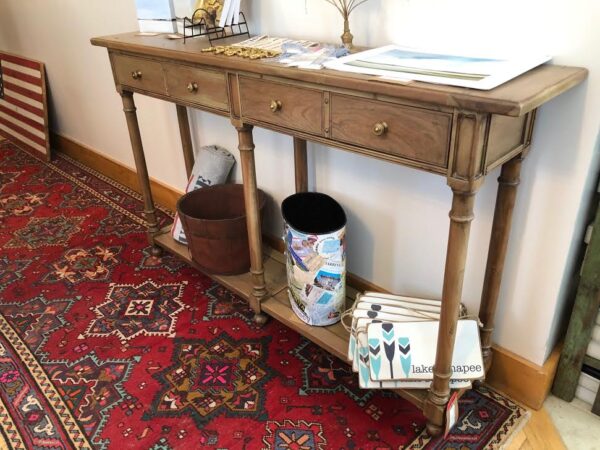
[183,9,250,45]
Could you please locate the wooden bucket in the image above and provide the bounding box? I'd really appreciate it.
[177,184,266,275]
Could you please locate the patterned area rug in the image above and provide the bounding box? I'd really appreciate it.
[0,142,529,449]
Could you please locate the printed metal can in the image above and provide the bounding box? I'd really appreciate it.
[282,192,346,326]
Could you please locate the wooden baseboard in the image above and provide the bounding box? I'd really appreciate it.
[50,132,183,211]
[486,343,562,410]
[52,130,557,410]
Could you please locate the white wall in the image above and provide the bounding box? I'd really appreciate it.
[1,0,598,365]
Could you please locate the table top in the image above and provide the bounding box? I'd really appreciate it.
[92,32,588,117]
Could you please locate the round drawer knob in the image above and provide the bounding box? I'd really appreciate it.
[270,99,282,113]
[131,70,142,80]
[187,82,198,93]
[373,121,388,136]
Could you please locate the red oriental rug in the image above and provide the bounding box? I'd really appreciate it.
[0,141,528,449]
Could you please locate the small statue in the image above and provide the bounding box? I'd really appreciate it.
[193,0,224,27]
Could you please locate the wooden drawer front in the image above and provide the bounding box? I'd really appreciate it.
[164,64,229,111]
[239,77,323,135]
[331,95,451,167]
[113,54,166,94]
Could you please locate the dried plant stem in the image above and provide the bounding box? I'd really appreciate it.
[324,0,370,49]
[324,0,370,17]
[348,0,370,14]
[323,0,345,16]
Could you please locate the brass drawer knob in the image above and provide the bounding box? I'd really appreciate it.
[373,121,388,136]
[270,99,282,113]
[187,82,198,93]
[131,70,142,80]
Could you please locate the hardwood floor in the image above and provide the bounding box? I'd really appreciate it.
[506,406,565,449]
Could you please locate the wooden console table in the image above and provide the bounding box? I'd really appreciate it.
[91,32,587,435]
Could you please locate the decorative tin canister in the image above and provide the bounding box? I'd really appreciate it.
[281,192,347,326]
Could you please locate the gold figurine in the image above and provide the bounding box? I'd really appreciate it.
[193,0,224,27]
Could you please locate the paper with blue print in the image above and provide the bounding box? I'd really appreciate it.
[135,0,175,19]
[325,45,551,90]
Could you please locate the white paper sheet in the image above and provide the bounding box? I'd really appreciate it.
[218,0,231,27]
[232,0,241,25]
[221,0,237,26]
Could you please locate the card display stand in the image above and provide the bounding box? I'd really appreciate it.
[182,9,249,44]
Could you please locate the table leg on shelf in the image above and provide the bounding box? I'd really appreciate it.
[176,104,195,178]
[294,137,308,193]
[479,155,523,370]
[237,124,268,325]
[424,188,477,436]
[120,91,161,256]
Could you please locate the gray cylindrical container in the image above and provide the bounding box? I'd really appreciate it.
[282,192,347,326]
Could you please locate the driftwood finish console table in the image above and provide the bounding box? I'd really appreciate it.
[91,32,587,435]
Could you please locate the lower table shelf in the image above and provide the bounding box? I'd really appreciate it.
[154,226,288,301]
[260,289,430,408]
[261,288,351,362]
[154,225,447,410]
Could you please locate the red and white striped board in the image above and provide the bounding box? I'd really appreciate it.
[0,51,51,160]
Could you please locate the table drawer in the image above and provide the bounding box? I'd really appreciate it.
[239,77,323,135]
[113,54,166,95]
[164,64,229,111]
[331,94,451,168]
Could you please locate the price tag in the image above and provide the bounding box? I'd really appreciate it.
[444,392,460,438]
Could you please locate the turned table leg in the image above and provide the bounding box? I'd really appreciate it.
[237,124,268,325]
[293,137,308,193]
[176,104,195,178]
[120,91,161,256]
[479,155,523,369]
[424,188,477,436]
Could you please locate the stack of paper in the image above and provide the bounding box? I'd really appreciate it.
[218,0,241,27]
[347,292,484,389]
[325,45,551,90]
